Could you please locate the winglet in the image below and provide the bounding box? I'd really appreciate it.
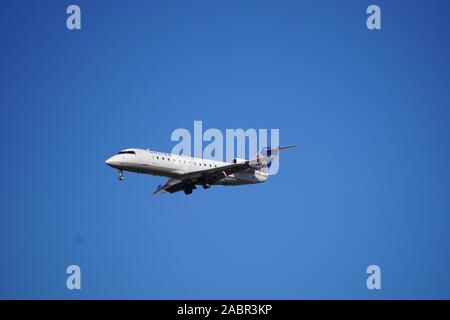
[153,179,182,195]
[153,184,165,195]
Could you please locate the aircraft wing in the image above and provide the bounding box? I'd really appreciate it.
[153,161,258,195]
[179,155,277,181]
[181,161,252,181]
[152,178,186,194]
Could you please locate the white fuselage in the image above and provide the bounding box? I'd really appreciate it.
[105,148,268,186]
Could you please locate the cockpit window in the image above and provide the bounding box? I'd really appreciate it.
[118,151,136,155]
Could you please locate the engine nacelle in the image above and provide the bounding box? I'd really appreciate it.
[231,158,246,164]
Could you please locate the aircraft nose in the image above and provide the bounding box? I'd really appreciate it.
[105,156,114,166]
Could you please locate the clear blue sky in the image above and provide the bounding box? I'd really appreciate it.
[1,0,450,299]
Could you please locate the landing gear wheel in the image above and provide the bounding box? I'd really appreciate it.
[202,183,210,190]
[184,188,193,195]
[118,170,124,181]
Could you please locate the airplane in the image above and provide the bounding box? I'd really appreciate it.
[105,145,294,195]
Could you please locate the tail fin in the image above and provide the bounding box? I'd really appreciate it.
[253,145,295,174]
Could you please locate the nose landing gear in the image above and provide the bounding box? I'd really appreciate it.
[118,170,124,181]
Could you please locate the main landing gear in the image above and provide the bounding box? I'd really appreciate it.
[184,183,210,195]
[118,170,124,181]
[184,184,196,195]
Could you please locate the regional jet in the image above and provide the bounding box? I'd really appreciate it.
[105,145,294,195]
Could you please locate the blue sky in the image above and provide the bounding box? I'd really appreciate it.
[1,0,450,299]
